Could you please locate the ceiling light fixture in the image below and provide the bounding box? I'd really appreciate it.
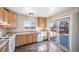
[29,13,34,16]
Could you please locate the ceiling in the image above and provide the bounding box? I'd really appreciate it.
[6,7,72,17]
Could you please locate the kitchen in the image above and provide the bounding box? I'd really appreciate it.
[0,7,49,52]
[0,7,79,52]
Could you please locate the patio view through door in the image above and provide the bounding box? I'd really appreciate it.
[50,17,70,51]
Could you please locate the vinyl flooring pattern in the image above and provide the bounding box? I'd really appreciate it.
[15,41,64,52]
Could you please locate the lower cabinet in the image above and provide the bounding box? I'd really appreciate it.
[15,33,37,47]
[22,34,27,45]
[19,35,23,46]
[15,35,20,47]
[27,34,33,44]
[32,33,37,43]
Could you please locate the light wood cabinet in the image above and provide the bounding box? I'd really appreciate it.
[21,34,27,45]
[0,8,5,21]
[8,11,16,27]
[4,9,9,23]
[38,17,47,27]
[16,35,20,47]
[0,8,17,28]
[19,35,23,46]
[15,33,37,47]
[27,34,33,44]
[32,33,37,42]
[16,35,23,47]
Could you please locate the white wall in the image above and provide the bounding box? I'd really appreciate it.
[70,12,79,52]
[8,14,37,32]
[48,8,79,21]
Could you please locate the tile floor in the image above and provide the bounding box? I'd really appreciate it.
[15,41,64,52]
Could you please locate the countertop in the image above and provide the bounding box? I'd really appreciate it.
[7,31,38,35]
[0,40,8,49]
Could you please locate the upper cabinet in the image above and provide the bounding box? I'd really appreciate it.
[38,17,47,27]
[4,9,9,23]
[38,17,47,30]
[8,11,16,27]
[0,8,16,28]
[0,8,5,21]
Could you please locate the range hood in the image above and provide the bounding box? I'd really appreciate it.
[0,20,11,29]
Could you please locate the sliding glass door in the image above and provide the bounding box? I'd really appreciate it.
[50,17,70,50]
[50,20,58,43]
[58,18,69,49]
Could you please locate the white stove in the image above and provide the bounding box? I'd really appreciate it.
[1,34,16,52]
[7,34,15,52]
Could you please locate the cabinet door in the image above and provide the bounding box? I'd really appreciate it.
[9,11,16,27]
[16,35,20,47]
[25,34,28,44]
[19,35,24,46]
[16,35,26,47]
[4,10,9,23]
[38,17,47,27]
[27,34,32,44]
[16,35,23,47]
[0,8,5,21]
[22,34,27,45]
[32,33,37,42]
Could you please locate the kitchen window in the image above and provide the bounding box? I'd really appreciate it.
[24,20,36,29]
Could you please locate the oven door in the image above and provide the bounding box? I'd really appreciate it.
[8,38,15,52]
